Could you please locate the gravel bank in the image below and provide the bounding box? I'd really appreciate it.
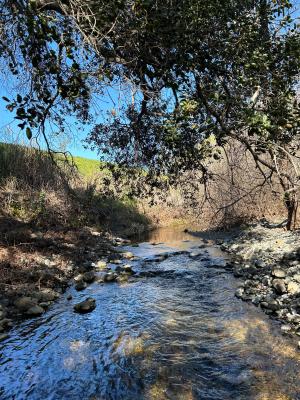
[219,225,300,342]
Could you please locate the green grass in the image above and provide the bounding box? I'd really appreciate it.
[0,142,102,179]
[72,156,101,178]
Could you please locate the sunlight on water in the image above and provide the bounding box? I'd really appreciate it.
[0,227,300,399]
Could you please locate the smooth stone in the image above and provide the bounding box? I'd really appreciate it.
[123,264,134,274]
[189,252,202,258]
[35,290,59,302]
[281,324,292,333]
[96,261,107,270]
[272,279,287,295]
[75,280,87,291]
[74,274,84,282]
[255,260,265,268]
[235,288,244,298]
[117,274,129,283]
[293,274,300,283]
[67,294,72,300]
[287,281,300,295]
[122,252,134,260]
[26,305,44,316]
[272,269,286,278]
[82,271,96,283]
[74,298,96,313]
[39,302,51,309]
[14,297,37,312]
[0,318,13,329]
[104,272,117,282]
[261,300,280,311]
[0,333,9,342]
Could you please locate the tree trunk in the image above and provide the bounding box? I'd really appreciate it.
[285,196,296,231]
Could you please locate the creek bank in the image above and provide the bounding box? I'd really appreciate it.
[218,224,300,341]
[0,225,134,336]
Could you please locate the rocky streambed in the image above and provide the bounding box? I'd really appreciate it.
[1,227,300,399]
[0,227,135,340]
[219,225,300,342]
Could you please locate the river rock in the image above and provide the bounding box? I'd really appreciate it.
[14,297,37,312]
[36,289,59,302]
[0,333,9,342]
[254,259,265,268]
[26,305,45,316]
[74,298,96,313]
[287,281,300,295]
[75,280,87,291]
[82,271,96,283]
[261,300,280,311]
[272,279,287,295]
[0,318,13,331]
[293,274,300,283]
[123,264,134,274]
[281,324,292,334]
[235,288,245,299]
[189,252,202,258]
[96,261,107,270]
[0,307,6,320]
[104,272,117,282]
[122,251,134,260]
[272,268,286,278]
[117,274,129,284]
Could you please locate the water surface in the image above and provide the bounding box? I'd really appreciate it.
[0,228,300,400]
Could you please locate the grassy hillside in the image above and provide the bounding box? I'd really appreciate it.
[72,155,101,178]
[0,142,102,180]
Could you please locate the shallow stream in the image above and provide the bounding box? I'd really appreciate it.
[1,228,300,399]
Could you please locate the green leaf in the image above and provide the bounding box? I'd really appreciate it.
[2,96,10,102]
[26,127,32,140]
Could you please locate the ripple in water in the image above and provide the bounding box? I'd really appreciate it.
[0,228,300,399]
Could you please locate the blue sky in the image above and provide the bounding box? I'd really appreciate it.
[0,75,122,160]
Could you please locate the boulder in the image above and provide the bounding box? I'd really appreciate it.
[272,279,287,295]
[74,298,96,313]
[14,297,37,312]
[36,289,59,302]
[26,305,45,316]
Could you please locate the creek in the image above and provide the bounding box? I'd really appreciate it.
[0,228,299,399]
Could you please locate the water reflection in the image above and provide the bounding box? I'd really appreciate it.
[0,227,299,399]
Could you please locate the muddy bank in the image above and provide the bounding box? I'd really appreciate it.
[218,224,300,342]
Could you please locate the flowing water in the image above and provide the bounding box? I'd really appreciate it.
[1,228,300,400]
